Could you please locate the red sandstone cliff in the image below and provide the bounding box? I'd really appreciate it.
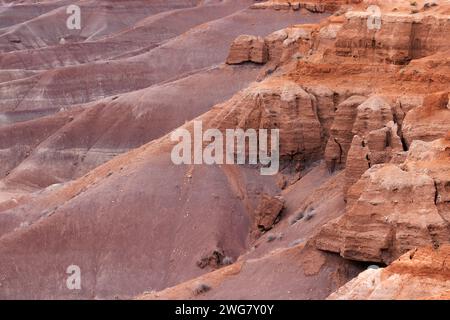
[0,0,448,300]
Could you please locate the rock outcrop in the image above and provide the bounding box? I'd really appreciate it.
[251,0,361,13]
[207,78,324,162]
[226,35,269,64]
[253,194,284,232]
[1,0,450,301]
[334,11,450,64]
[403,92,450,147]
[324,95,368,171]
[316,137,450,264]
[328,246,450,300]
[324,95,404,194]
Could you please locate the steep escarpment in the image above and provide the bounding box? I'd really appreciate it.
[0,0,449,300]
[316,137,450,264]
[251,0,362,13]
[333,11,450,64]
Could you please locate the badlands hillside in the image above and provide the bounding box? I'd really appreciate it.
[0,0,448,300]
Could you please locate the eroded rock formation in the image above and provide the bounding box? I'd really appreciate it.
[0,0,449,301]
[328,246,450,300]
[316,137,450,264]
[226,35,269,64]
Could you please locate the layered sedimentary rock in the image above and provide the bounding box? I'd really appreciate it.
[226,35,269,64]
[253,194,284,232]
[138,244,364,300]
[334,11,450,64]
[207,78,324,161]
[0,0,202,52]
[0,1,253,70]
[328,246,450,300]
[324,95,404,194]
[316,137,450,264]
[264,26,316,64]
[0,6,309,113]
[0,1,331,299]
[403,92,450,147]
[0,65,262,190]
[251,0,361,13]
[1,0,450,301]
[343,96,404,194]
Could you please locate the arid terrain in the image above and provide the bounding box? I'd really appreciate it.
[0,0,449,300]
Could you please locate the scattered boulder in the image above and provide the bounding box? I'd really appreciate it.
[351,96,394,138]
[254,193,284,232]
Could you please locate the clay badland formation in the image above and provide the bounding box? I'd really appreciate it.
[0,0,448,300]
